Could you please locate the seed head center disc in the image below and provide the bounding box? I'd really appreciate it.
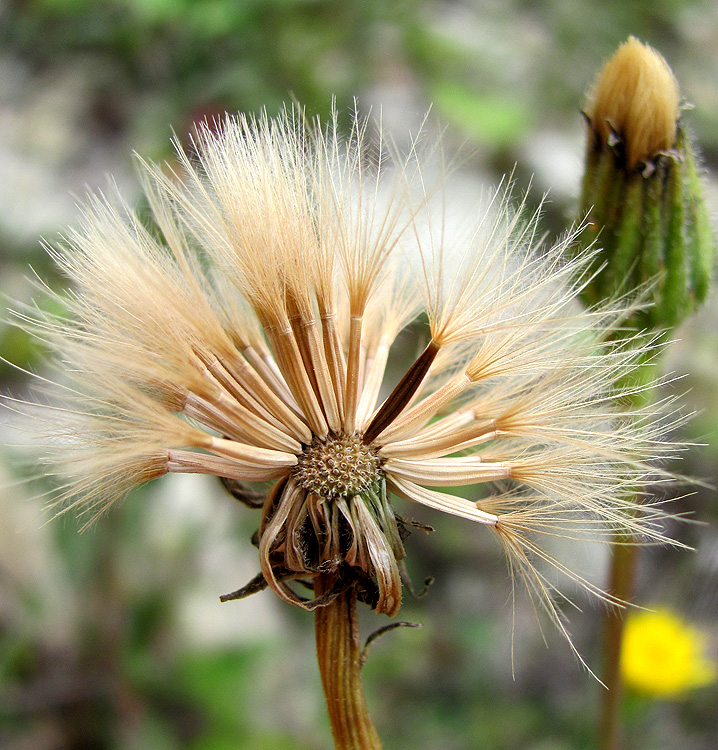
[293,433,383,499]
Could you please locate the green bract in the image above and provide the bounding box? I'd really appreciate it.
[579,123,714,329]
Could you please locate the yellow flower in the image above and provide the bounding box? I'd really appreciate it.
[621,608,716,699]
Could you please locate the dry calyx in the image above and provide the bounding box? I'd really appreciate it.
[222,389,433,618]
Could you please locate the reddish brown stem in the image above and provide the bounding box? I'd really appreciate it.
[314,573,382,750]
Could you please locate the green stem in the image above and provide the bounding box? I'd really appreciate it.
[599,540,638,750]
[599,355,656,750]
[314,573,382,750]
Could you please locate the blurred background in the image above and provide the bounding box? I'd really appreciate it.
[1,1,717,748]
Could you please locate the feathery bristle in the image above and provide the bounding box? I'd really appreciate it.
[9,105,683,659]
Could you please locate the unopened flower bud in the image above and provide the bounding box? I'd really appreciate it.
[578,37,715,328]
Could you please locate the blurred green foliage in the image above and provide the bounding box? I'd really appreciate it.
[4,0,416,148]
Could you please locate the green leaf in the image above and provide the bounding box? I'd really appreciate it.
[431,83,532,147]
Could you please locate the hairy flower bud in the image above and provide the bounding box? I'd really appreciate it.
[579,37,715,328]
[587,37,679,170]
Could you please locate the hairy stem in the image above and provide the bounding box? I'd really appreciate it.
[314,573,382,750]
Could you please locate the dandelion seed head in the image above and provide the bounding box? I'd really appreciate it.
[8,104,682,655]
